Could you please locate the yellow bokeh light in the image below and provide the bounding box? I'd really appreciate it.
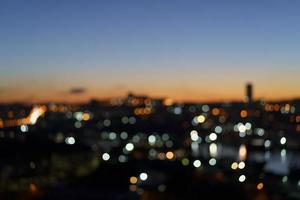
[257,182,264,190]
[129,176,138,184]
[82,113,90,121]
[239,144,247,161]
[240,110,248,118]
[134,108,141,115]
[197,115,205,123]
[212,108,220,116]
[163,98,173,106]
[231,162,238,170]
[166,151,174,160]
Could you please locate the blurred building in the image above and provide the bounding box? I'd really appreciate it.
[245,83,253,103]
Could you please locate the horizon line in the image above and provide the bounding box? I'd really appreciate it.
[1,95,300,105]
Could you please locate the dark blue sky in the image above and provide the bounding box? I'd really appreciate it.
[0,0,299,102]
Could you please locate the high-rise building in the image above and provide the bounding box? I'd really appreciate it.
[245,83,253,103]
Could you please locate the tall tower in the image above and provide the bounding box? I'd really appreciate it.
[245,83,253,103]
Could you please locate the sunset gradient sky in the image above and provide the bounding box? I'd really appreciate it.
[0,0,299,103]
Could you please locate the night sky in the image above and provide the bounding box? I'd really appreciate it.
[0,0,299,103]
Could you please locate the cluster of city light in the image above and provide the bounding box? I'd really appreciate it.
[0,106,47,129]
[74,111,92,122]
[94,131,177,164]
[190,130,199,142]
[2,90,300,198]
[234,122,252,137]
[192,114,206,125]
[128,172,148,193]
[49,103,71,113]
[134,107,152,116]
[264,103,296,114]
[231,161,245,170]
[28,106,47,125]
[147,150,177,161]
[0,108,249,190]
[121,116,137,124]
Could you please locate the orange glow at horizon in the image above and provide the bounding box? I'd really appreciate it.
[0,86,300,103]
[0,70,299,104]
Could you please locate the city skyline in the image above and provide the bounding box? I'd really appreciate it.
[0,0,300,103]
[1,82,299,104]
